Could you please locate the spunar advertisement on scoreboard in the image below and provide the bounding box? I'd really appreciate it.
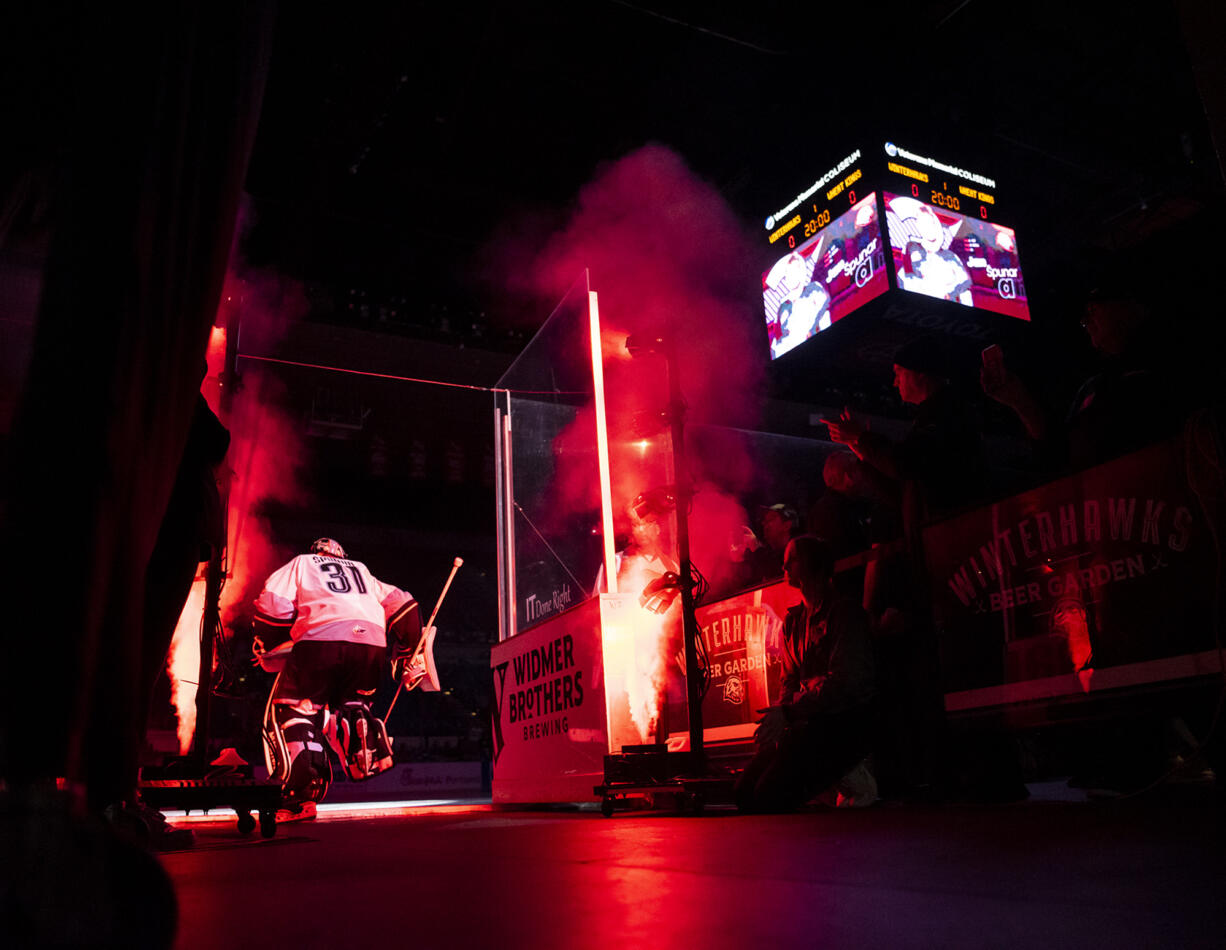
[762,194,888,359]
[490,598,609,801]
[925,438,1216,706]
[884,191,1030,321]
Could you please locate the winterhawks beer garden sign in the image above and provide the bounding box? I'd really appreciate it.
[924,436,1221,711]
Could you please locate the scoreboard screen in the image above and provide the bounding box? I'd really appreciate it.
[880,141,1029,320]
[761,140,1029,360]
[762,193,888,359]
[884,193,1027,320]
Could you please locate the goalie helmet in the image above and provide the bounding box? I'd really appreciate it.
[309,537,346,558]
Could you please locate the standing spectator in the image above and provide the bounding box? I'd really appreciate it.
[824,336,988,799]
[982,287,1190,471]
[825,335,987,525]
[806,450,874,559]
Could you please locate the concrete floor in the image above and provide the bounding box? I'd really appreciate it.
[159,789,1225,950]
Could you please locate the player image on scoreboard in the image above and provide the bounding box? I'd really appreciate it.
[884,193,1030,321]
[762,193,888,360]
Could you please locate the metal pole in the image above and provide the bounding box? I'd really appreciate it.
[665,338,705,773]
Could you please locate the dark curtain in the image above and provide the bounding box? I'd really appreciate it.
[0,3,275,808]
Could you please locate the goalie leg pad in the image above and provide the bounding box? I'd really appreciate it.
[263,697,331,805]
[325,701,393,781]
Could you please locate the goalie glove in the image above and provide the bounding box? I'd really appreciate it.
[252,636,294,673]
[399,654,428,689]
[391,625,440,692]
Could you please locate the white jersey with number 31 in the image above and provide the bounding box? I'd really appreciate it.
[255,554,415,648]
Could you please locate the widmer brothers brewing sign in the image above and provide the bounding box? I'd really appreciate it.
[490,599,608,802]
[925,437,1216,699]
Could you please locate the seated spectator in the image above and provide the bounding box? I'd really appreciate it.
[736,536,878,812]
[737,503,799,587]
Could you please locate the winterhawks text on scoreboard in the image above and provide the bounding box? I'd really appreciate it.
[882,143,999,221]
[766,159,871,250]
[766,148,863,230]
[765,140,1005,247]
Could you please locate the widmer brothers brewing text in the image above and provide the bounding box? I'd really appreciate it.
[505,633,584,740]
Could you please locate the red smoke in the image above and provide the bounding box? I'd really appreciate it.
[215,270,312,632]
[164,263,313,751]
[536,144,764,429]
[489,146,771,748]
[507,144,765,578]
[688,487,756,594]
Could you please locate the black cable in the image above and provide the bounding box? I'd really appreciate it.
[683,560,712,697]
[605,0,790,55]
[689,601,711,699]
[512,502,585,592]
[690,561,711,606]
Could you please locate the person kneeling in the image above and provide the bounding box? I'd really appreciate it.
[736,535,879,812]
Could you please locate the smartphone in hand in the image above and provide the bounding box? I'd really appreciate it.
[981,344,1005,387]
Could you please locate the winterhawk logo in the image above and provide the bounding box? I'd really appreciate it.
[491,661,510,763]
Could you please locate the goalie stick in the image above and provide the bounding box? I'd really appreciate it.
[386,556,463,719]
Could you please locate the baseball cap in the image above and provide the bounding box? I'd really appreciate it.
[760,503,799,526]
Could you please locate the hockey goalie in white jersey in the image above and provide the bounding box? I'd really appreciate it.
[252,538,438,819]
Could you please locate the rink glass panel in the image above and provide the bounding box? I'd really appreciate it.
[496,274,605,639]
[602,424,846,749]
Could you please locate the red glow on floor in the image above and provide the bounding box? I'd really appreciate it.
[165,800,494,823]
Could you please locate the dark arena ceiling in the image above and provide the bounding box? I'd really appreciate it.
[240,0,1224,338]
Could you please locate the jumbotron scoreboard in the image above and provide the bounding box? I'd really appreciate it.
[761,141,1028,361]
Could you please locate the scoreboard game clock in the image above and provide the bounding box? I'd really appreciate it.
[761,140,1030,361]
